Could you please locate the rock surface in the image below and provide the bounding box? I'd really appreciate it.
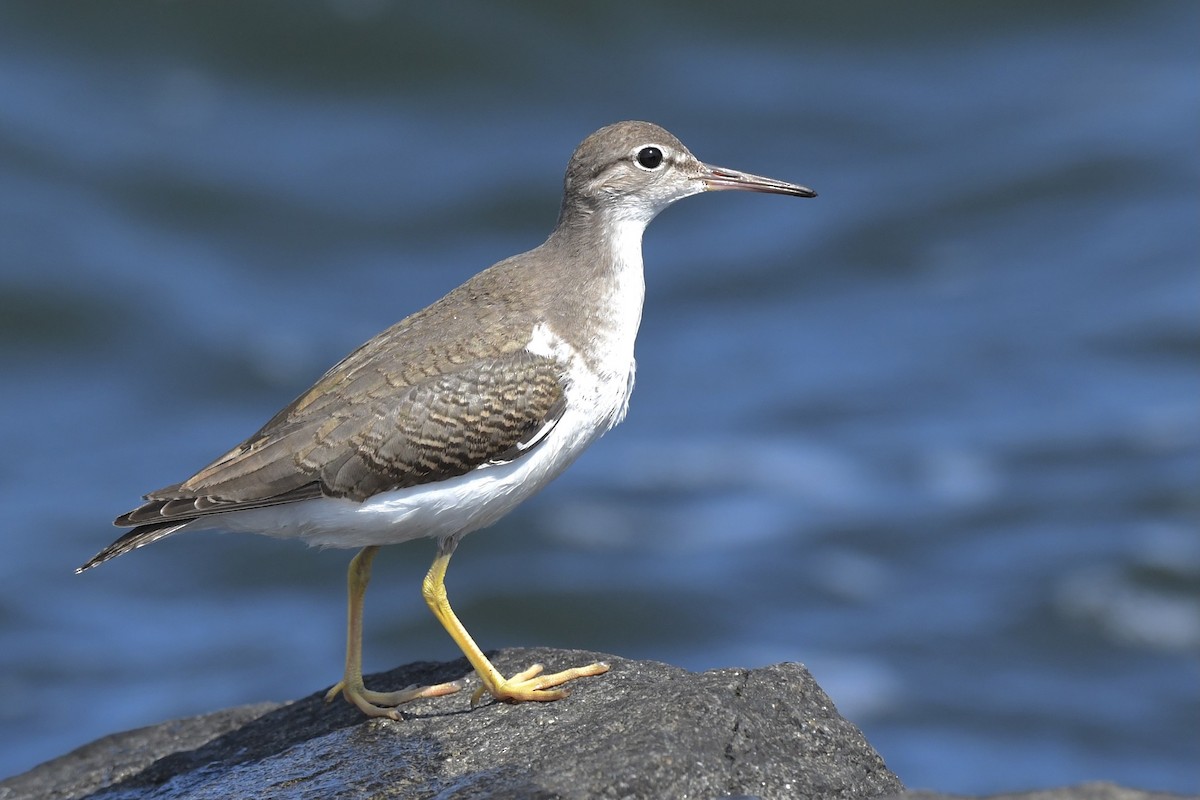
[5,651,1186,800]
[1,648,902,800]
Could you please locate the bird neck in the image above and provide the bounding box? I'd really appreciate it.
[534,209,647,369]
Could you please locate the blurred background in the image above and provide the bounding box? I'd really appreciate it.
[0,1,1196,793]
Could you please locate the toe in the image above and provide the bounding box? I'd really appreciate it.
[330,678,462,717]
[477,660,610,705]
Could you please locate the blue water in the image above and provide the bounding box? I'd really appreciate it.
[1,1,1197,793]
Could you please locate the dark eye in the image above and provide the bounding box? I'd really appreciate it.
[636,146,664,170]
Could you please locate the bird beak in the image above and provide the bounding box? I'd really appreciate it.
[700,163,816,198]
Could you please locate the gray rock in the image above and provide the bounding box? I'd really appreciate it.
[0,648,901,800]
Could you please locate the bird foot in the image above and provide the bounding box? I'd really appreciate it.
[325,678,462,719]
[470,660,610,706]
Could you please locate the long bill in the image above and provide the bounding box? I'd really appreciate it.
[701,163,816,198]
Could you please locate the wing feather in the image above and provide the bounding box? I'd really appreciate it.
[114,349,566,528]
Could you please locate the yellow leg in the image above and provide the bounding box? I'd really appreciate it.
[422,536,609,705]
[325,545,462,719]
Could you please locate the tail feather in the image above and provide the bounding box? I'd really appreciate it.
[76,521,190,573]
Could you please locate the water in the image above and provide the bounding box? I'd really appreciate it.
[1,1,1197,793]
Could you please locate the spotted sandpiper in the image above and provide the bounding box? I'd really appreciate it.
[79,121,815,718]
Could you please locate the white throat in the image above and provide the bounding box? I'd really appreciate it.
[599,217,647,351]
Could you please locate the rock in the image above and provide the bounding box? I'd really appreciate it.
[0,703,282,800]
[0,648,902,800]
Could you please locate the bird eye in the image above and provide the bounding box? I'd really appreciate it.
[635,146,664,170]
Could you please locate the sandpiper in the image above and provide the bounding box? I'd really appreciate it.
[79,121,815,718]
